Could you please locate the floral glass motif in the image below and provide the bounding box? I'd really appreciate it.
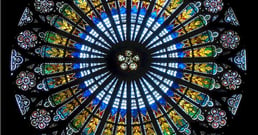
[221,70,241,90]
[220,30,240,49]
[204,0,223,13]
[16,71,36,91]
[17,30,37,50]
[34,0,54,13]
[30,109,51,129]
[10,0,246,134]
[207,108,227,129]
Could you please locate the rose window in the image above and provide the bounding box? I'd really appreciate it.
[9,0,246,134]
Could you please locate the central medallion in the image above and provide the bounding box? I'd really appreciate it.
[117,50,140,71]
[106,41,151,80]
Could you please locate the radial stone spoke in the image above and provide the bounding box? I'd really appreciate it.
[135,80,163,135]
[95,79,122,134]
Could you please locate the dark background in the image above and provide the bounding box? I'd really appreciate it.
[1,0,255,134]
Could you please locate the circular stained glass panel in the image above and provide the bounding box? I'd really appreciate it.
[10,0,246,134]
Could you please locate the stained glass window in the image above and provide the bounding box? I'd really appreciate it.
[7,0,247,134]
